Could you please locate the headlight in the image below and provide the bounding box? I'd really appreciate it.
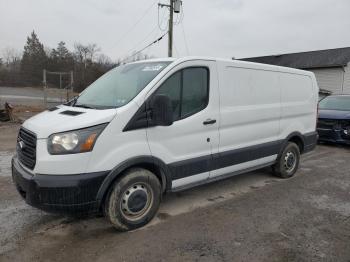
[48,123,108,155]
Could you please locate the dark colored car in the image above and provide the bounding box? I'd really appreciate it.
[318,89,332,101]
[317,95,350,145]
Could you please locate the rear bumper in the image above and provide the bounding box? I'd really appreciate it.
[12,156,109,214]
[317,128,350,145]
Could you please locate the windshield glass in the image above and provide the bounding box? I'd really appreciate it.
[319,96,350,111]
[75,61,171,109]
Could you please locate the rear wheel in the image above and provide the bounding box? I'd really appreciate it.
[104,168,161,231]
[273,142,300,178]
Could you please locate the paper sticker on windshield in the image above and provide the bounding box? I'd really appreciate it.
[142,65,164,71]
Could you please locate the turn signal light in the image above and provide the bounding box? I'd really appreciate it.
[80,133,98,152]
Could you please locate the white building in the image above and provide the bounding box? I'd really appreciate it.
[240,47,350,95]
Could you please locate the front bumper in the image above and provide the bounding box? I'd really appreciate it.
[317,128,350,145]
[12,156,109,214]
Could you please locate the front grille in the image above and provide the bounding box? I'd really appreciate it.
[317,118,337,129]
[17,127,37,170]
[317,118,350,140]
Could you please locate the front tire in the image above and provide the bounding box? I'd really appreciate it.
[273,142,300,178]
[104,168,161,231]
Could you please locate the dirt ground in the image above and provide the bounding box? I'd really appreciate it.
[0,120,350,261]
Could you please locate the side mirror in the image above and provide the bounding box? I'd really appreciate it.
[150,95,174,126]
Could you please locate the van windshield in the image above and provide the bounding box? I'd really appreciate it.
[74,61,171,109]
[319,96,350,111]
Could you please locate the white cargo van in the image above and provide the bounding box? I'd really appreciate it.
[12,57,318,231]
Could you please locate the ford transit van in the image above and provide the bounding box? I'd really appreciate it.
[12,57,318,231]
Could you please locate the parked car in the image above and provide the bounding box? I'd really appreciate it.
[318,89,332,101]
[12,57,318,231]
[317,95,350,144]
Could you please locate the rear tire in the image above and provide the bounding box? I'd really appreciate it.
[104,168,161,231]
[272,142,300,178]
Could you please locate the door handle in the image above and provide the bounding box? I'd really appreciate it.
[203,119,216,125]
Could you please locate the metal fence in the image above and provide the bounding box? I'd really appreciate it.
[43,70,76,107]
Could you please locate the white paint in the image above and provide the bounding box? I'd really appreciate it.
[19,57,318,186]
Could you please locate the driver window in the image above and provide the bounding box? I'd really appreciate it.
[153,71,181,121]
[153,67,209,121]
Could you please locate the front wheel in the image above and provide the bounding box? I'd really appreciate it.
[272,142,300,178]
[104,168,161,231]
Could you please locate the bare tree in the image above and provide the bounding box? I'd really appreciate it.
[0,32,115,88]
[86,44,101,62]
[74,43,89,68]
[74,43,101,68]
[1,47,21,67]
[97,53,112,66]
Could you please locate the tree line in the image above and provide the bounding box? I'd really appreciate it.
[0,31,151,92]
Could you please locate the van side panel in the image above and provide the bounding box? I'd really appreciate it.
[210,63,281,178]
[217,64,280,152]
[279,72,318,141]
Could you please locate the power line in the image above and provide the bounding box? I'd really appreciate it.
[173,43,180,57]
[159,0,183,57]
[125,26,159,56]
[181,21,190,55]
[114,0,185,59]
[119,32,168,64]
[108,0,158,51]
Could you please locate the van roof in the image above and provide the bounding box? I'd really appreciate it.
[131,56,314,76]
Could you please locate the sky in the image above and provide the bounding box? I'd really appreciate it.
[1,0,350,61]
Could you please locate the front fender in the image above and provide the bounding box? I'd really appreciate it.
[95,156,172,206]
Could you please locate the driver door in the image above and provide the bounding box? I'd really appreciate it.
[146,60,220,189]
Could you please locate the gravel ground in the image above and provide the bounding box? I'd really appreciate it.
[0,123,349,261]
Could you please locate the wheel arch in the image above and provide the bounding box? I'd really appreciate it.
[282,132,305,155]
[96,156,171,208]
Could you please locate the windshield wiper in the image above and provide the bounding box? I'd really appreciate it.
[74,104,96,109]
[64,96,78,106]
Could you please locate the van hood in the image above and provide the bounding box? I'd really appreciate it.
[22,105,117,138]
[318,109,350,120]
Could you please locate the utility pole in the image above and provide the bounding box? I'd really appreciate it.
[168,0,174,57]
[159,0,181,57]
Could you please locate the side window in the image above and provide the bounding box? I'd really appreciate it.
[153,71,181,120]
[182,68,208,118]
[153,67,209,121]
